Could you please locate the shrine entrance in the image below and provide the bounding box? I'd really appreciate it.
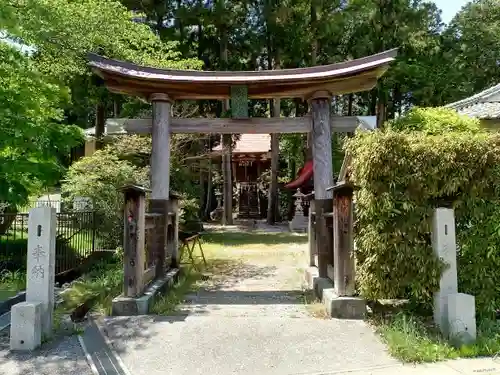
[87,49,396,311]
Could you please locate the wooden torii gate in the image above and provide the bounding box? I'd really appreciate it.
[88,49,396,283]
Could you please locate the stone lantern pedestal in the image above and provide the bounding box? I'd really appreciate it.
[289,189,308,233]
[210,190,224,222]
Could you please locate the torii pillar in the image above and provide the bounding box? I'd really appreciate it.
[309,91,334,278]
[149,93,179,272]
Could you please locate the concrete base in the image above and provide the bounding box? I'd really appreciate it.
[112,268,180,316]
[304,266,366,320]
[10,301,42,351]
[447,293,476,347]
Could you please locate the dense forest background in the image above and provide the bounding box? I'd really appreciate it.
[1,0,500,221]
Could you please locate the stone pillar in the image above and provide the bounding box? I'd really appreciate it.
[310,91,334,278]
[26,207,56,337]
[332,183,355,296]
[150,93,172,276]
[432,207,459,334]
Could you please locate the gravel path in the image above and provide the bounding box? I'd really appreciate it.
[0,328,93,375]
[179,241,310,318]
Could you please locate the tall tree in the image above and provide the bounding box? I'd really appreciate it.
[3,0,201,130]
[265,0,281,224]
[440,0,500,104]
[0,41,83,206]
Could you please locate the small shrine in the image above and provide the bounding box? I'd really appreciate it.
[211,134,271,219]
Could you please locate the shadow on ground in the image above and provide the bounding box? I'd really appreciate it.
[202,231,308,246]
[101,314,189,352]
[0,333,93,375]
[100,227,310,358]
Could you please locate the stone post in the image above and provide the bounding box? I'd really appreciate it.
[122,185,147,298]
[11,206,56,349]
[432,207,476,342]
[26,207,56,336]
[432,207,458,334]
[150,93,172,276]
[331,182,355,296]
[310,91,334,278]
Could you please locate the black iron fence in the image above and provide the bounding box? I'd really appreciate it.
[0,209,103,275]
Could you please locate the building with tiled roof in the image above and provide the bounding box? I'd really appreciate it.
[446,83,500,129]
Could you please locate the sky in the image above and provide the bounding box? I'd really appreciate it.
[432,0,470,24]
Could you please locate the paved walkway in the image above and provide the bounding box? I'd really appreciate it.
[98,224,500,375]
[0,330,93,375]
[99,224,400,375]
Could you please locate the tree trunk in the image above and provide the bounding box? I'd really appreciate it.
[197,3,204,115]
[370,89,377,115]
[205,159,213,220]
[267,100,280,224]
[266,0,280,224]
[199,163,205,217]
[113,99,120,118]
[347,93,353,116]
[306,1,318,155]
[95,101,105,150]
[220,23,233,225]
[376,88,387,129]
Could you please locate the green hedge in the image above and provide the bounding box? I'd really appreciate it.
[347,130,500,317]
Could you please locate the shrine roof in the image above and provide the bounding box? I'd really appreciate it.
[87,49,397,100]
[212,134,270,154]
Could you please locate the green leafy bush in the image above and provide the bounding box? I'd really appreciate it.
[386,107,481,134]
[62,134,203,247]
[61,147,148,249]
[347,128,500,317]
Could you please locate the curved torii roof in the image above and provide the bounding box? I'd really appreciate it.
[87,49,397,100]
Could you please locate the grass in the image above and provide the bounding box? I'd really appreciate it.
[57,259,123,315]
[370,306,500,363]
[201,231,308,249]
[0,270,26,297]
[151,264,204,315]
[300,289,329,319]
